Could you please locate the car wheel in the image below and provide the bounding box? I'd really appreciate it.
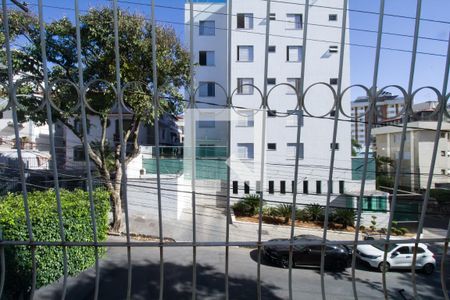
[378,262,390,273]
[422,263,434,275]
[281,256,289,269]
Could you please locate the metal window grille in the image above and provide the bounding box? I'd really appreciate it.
[0,0,449,300]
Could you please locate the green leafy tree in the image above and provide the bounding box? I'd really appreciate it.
[351,139,361,156]
[1,8,190,232]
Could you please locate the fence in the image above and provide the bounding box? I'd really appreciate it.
[0,0,450,299]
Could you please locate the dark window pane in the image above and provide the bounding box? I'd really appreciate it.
[244,181,250,194]
[269,181,274,194]
[280,181,286,194]
[233,181,238,194]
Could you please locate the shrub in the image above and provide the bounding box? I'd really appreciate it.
[276,204,293,224]
[0,189,110,299]
[331,208,355,229]
[262,206,278,217]
[369,216,377,232]
[232,194,261,217]
[296,209,309,222]
[305,204,324,222]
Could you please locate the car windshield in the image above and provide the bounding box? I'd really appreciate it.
[372,243,397,252]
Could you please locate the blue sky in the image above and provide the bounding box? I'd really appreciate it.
[6,0,450,101]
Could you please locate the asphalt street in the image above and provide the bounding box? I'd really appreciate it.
[36,237,450,300]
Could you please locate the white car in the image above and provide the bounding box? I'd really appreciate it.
[356,242,435,274]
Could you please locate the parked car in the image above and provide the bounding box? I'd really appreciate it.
[356,242,435,274]
[262,234,352,271]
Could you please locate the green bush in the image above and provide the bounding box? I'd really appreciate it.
[305,204,324,222]
[262,206,278,217]
[276,204,293,224]
[232,194,261,217]
[295,209,309,222]
[331,208,355,229]
[0,189,110,298]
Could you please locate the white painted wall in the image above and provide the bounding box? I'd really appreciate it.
[184,0,364,209]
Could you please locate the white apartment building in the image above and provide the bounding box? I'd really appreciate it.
[351,92,405,150]
[183,0,385,223]
[373,101,450,191]
[0,98,50,170]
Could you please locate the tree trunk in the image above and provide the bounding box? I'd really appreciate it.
[110,163,123,232]
[110,189,123,232]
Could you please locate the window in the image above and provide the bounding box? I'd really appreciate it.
[267,143,276,150]
[330,143,339,150]
[442,169,446,175]
[287,78,301,94]
[199,82,215,97]
[199,51,215,66]
[396,246,410,254]
[236,110,254,127]
[74,119,90,135]
[412,246,425,254]
[287,46,302,62]
[199,20,215,36]
[267,110,277,117]
[269,13,276,20]
[442,151,446,157]
[329,14,338,21]
[280,181,286,194]
[330,110,336,117]
[237,143,254,159]
[198,113,215,128]
[286,14,302,29]
[267,78,276,85]
[244,181,250,194]
[291,181,296,193]
[237,78,254,95]
[339,180,344,194]
[73,146,84,161]
[286,110,303,127]
[237,13,253,29]
[287,142,304,159]
[330,78,338,85]
[237,46,254,62]
[329,45,338,53]
[303,181,308,194]
[269,181,274,194]
[316,181,322,194]
[232,181,238,194]
[362,196,387,211]
[268,46,276,53]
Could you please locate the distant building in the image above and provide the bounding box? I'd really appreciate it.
[372,101,450,191]
[56,112,181,178]
[351,92,404,149]
[0,97,50,171]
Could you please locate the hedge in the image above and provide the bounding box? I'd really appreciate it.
[0,188,110,298]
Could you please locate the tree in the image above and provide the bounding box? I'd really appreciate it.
[375,156,395,189]
[1,8,190,231]
[351,139,361,156]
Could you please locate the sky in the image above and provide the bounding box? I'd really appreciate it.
[4,0,450,101]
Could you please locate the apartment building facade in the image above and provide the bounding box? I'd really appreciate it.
[351,92,405,150]
[183,0,385,220]
[373,101,450,191]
